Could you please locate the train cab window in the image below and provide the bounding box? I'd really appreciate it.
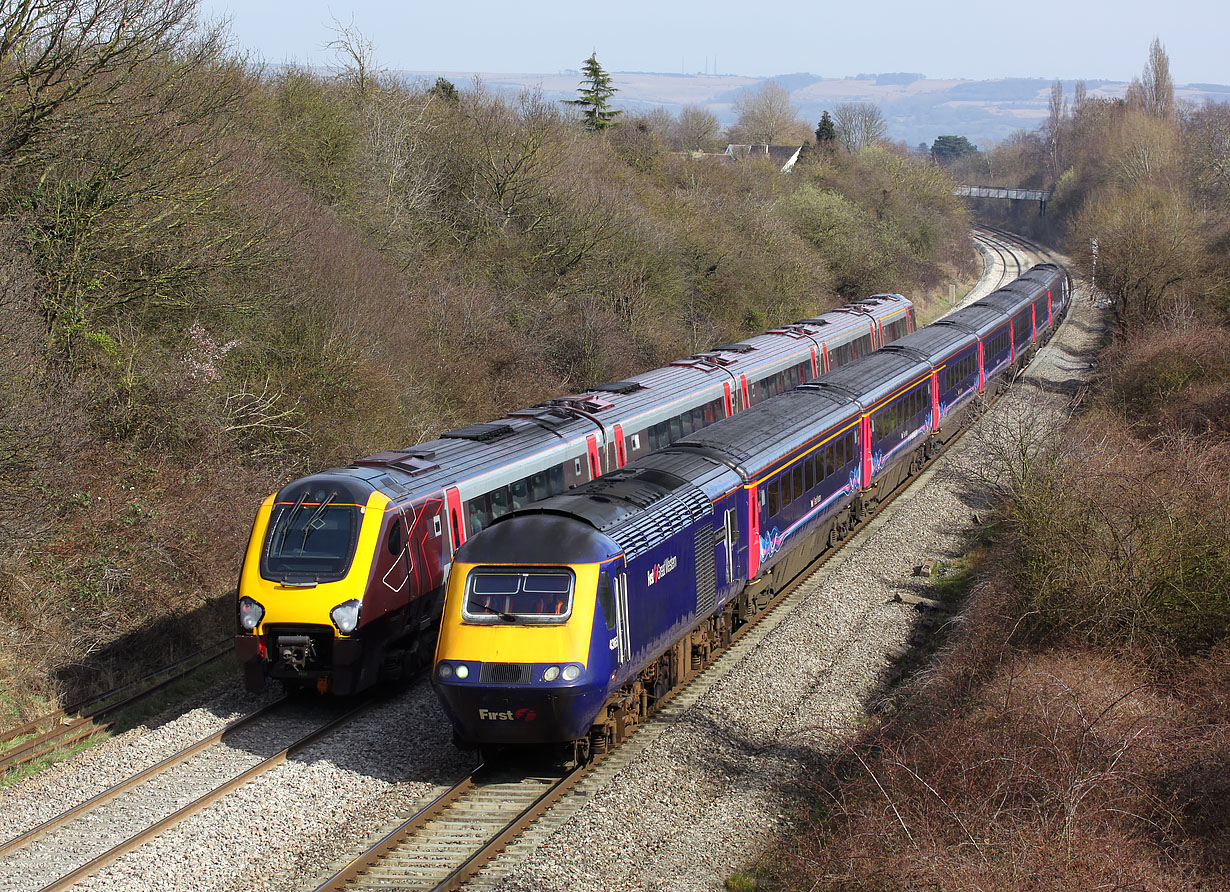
[463,568,574,625]
[597,572,616,630]
[261,494,360,583]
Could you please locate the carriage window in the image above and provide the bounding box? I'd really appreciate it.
[550,464,565,496]
[793,464,804,499]
[490,486,511,520]
[510,478,530,509]
[529,471,549,502]
[768,479,780,516]
[805,454,815,491]
[463,568,574,625]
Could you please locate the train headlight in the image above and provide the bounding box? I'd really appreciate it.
[562,665,581,682]
[329,599,362,635]
[438,663,453,679]
[238,596,264,632]
[455,664,470,680]
[543,666,560,682]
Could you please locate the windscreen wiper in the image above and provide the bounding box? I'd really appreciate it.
[300,491,336,551]
[471,601,517,622]
[277,491,308,553]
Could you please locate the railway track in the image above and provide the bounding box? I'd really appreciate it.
[0,696,373,892]
[310,228,1064,892]
[313,766,583,892]
[0,638,234,778]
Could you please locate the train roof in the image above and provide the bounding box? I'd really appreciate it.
[672,388,859,480]
[486,460,720,562]
[881,324,975,365]
[933,304,1009,339]
[805,349,932,411]
[973,286,1035,317]
[453,512,620,565]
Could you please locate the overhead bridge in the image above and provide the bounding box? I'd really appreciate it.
[956,185,1052,215]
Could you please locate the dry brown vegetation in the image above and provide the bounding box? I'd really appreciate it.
[0,4,974,721]
[748,40,1230,892]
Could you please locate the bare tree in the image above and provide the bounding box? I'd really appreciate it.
[1126,37,1174,120]
[0,0,207,163]
[327,15,381,101]
[672,104,720,151]
[833,102,887,152]
[729,82,807,145]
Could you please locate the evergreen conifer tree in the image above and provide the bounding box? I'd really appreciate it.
[566,53,622,132]
[815,111,836,146]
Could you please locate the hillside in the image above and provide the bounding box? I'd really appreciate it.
[396,69,1230,147]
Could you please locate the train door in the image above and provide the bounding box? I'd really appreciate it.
[613,572,631,666]
[444,486,465,550]
[586,434,601,480]
[718,506,737,589]
[746,484,760,579]
[978,340,986,393]
[739,375,750,411]
[722,381,734,417]
[809,345,819,377]
[821,342,830,373]
[613,424,627,468]
[381,505,412,594]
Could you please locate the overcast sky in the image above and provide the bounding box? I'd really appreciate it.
[197,0,1227,85]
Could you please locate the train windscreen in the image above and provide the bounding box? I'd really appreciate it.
[261,493,360,583]
[463,568,574,624]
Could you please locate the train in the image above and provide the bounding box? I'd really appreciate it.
[431,264,1069,760]
[234,292,917,694]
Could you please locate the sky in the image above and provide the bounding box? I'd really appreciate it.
[197,0,1228,85]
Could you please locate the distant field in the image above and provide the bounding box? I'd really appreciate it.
[397,69,1229,147]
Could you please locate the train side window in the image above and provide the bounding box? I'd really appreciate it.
[597,572,616,630]
[768,479,779,516]
[490,486,511,520]
[792,463,804,500]
[805,453,815,491]
[388,518,404,556]
[432,514,442,538]
[510,478,530,510]
[836,436,845,469]
[467,499,487,536]
[671,415,683,441]
[549,464,565,496]
[529,471,549,502]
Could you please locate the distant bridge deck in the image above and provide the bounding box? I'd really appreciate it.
[956,185,1052,201]
[956,185,1052,214]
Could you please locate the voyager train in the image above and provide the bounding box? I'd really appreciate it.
[234,293,916,693]
[432,264,1068,759]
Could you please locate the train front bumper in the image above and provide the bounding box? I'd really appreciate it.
[433,665,608,745]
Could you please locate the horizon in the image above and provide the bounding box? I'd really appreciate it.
[199,0,1229,86]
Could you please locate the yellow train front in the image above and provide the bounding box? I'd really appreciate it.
[235,472,443,694]
[432,512,623,749]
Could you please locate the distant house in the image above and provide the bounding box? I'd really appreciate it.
[724,144,803,172]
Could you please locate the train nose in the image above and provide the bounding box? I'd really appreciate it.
[433,662,606,745]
